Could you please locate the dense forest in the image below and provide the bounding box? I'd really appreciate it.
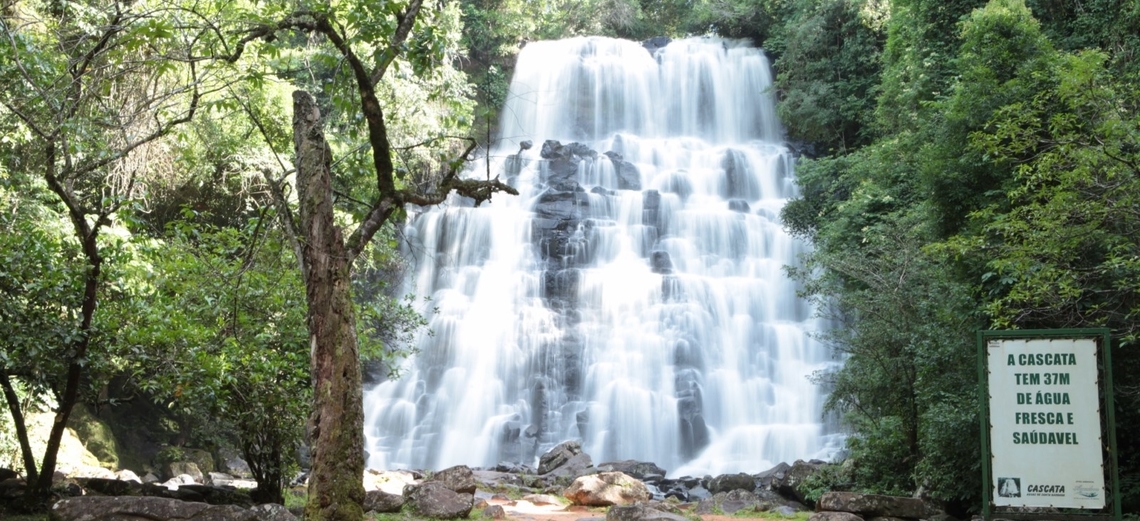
[1,0,1137,518]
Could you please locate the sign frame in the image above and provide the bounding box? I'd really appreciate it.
[978,329,1120,521]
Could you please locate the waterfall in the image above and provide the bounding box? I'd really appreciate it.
[363,36,840,477]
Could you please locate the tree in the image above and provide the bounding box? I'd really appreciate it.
[225,6,518,519]
[770,0,885,155]
[0,0,230,504]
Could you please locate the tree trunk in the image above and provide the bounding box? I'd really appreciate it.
[293,90,365,521]
[0,371,38,485]
[22,140,104,509]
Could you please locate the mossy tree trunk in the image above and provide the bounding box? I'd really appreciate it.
[292,91,366,521]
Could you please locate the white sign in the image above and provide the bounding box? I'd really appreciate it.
[988,338,1105,508]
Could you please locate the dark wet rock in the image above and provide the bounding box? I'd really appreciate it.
[708,472,755,494]
[650,251,673,274]
[538,441,593,479]
[729,199,751,212]
[78,477,138,496]
[595,461,667,481]
[541,140,597,161]
[604,151,641,190]
[642,37,672,55]
[774,460,822,505]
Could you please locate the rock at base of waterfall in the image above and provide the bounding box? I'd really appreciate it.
[596,460,667,480]
[708,472,756,494]
[408,482,475,519]
[364,489,406,513]
[816,492,928,519]
[427,465,477,495]
[483,504,508,519]
[607,504,689,521]
[563,471,650,506]
[538,440,594,477]
[774,459,823,505]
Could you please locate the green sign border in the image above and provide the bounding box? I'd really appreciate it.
[977,329,1120,521]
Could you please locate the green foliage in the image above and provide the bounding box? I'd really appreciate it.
[772,0,885,154]
[126,211,309,501]
[797,463,854,504]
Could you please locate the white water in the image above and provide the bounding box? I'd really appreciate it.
[363,36,840,477]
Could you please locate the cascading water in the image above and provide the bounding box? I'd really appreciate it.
[363,36,840,477]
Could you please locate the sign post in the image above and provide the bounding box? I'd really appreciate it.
[978,329,1120,520]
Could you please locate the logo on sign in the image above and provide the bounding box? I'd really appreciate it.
[998,477,1021,498]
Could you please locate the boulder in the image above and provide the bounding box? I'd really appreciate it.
[427,465,477,494]
[541,140,597,161]
[0,477,26,499]
[142,472,162,484]
[775,460,821,504]
[597,461,667,481]
[0,468,17,481]
[251,504,297,521]
[728,200,751,213]
[563,471,650,506]
[809,512,865,521]
[364,490,406,513]
[650,251,673,274]
[166,461,204,483]
[817,492,927,519]
[206,472,235,487]
[604,151,641,190]
[538,440,594,478]
[483,505,507,519]
[607,504,689,521]
[708,472,755,494]
[695,489,760,515]
[219,449,253,479]
[48,496,288,521]
[408,482,474,519]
